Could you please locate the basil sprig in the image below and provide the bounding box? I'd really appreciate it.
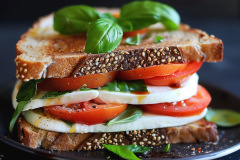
[41,91,71,99]
[101,80,148,93]
[53,1,180,54]
[119,1,180,31]
[161,144,171,152]
[103,144,151,160]
[154,36,164,43]
[9,79,43,132]
[125,34,141,45]
[205,108,240,127]
[85,18,123,54]
[106,106,143,126]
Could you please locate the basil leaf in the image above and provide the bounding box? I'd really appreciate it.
[127,80,148,92]
[41,91,71,99]
[62,120,74,127]
[54,5,99,35]
[125,34,141,45]
[103,144,141,160]
[205,108,240,127]
[161,144,170,152]
[120,1,180,30]
[117,19,133,32]
[85,18,123,54]
[124,145,151,153]
[106,106,143,126]
[16,79,43,102]
[9,101,28,132]
[101,80,147,93]
[10,79,43,132]
[99,13,117,22]
[154,36,164,43]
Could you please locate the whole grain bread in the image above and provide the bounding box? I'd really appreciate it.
[15,12,223,82]
[18,117,218,151]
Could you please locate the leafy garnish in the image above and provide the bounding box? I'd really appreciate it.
[54,5,99,34]
[10,79,43,132]
[161,144,171,152]
[103,144,151,160]
[154,36,164,43]
[106,105,143,126]
[125,34,141,45]
[205,108,240,127]
[119,1,180,30]
[85,18,123,54]
[101,80,148,92]
[41,91,71,99]
[62,120,74,127]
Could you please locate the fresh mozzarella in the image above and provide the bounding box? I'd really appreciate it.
[22,108,207,133]
[98,73,199,104]
[12,80,99,111]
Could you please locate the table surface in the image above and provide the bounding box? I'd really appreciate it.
[0,17,240,159]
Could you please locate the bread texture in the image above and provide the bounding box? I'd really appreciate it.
[15,13,223,82]
[18,117,218,151]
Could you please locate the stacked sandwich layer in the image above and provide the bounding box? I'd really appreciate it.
[12,7,223,151]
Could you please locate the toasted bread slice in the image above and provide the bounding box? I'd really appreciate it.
[16,14,223,81]
[18,117,218,151]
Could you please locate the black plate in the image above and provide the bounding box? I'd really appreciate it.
[0,82,240,160]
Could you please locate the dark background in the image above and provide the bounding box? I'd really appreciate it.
[0,0,240,159]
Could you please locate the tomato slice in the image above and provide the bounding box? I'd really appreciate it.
[123,28,148,38]
[144,61,203,86]
[44,101,127,125]
[118,63,187,81]
[37,71,118,91]
[141,85,211,116]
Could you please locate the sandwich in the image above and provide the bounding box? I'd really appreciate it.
[10,1,223,152]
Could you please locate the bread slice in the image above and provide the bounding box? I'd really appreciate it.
[18,117,218,151]
[15,13,223,82]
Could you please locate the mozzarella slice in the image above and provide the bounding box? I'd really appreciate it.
[98,73,199,104]
[22,108,207,133]
[12,80,99,111]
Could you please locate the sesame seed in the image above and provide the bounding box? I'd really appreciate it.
[23,63,27,66]
[142,52,146,57]
[148,57,152,61]
[110,57,114,62]
[157,52,160,56]
[107,63,111,67]
[21,75,24,78]
[86,142,91,146]
[113,61,118,64]
[143,138,148,142]
[20,67,23,72]
[148,141,151,145]
[152,142,156,146]
[113,138,118,142]
[114,64,118,68]
[165,47,170,51]
[161,52,165,55]
[146,50,150,54]
[87,146,91,150]
[161,59,166,63]
[125,51,130,55]
[172,57,176,61]
[23,69,27,73]
[119,134,123,138]
[141,60,144,65]
[91,71,95,74]
[137,65,141,69]
[106,55,110,58]
[161,135,165,139]
[119,55,121,59]
[139,141,144,145]
[143,48,146,52]
[152,137,156,141]
[132,142,137,145]
[110,53,115,57]
[105,59,109,63]
[178,56,182,59]
[132,138,136,141]
[102,133,106,138]
[157,136,161,141]
[151,129,155,133]
[115,57,118,60]
[89,60,93,63]
[95,58,99,62]
[153,58,158,61]
[154,49,157,53]
[16,74,20,78]
[101,64,106,68]
[23,79,29,82]
[167,57,171,63]
[150,53,154,57]
[93,139,98,143]
[159,48,163,52]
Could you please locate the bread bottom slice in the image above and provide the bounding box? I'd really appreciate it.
[17,117,218,151]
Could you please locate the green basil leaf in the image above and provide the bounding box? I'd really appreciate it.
[101,80,147,93]
[154,36,164,43]
[41,91,71,99]
[54,5,99,35]
[205,108,240,127]
[161,144,170,152]
[99,13,117,22]
[103,144,141,160]
[120,1,180,30]
[117,19,133,32]
[16,79,43,102]
[10,79,43,132]
[9,101,28,133]
[106,105,143,126]
[62,120,74,127]
[125,34,141,45]
[80,84,91,91]
[127,80,148,92]
[124,145,151,153]
[85,18,123,54]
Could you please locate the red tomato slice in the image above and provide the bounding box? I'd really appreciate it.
[123,28,148,38]
[141,85,211,116]
[118,63,188,81]
[144,61,203,86]
[37,71,118,91]
[44,101,127,125]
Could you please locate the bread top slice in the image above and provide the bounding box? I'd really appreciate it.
[15,13,223,81]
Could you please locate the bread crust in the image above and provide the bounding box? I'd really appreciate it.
[18,117,218,151]
[15,14,223,81]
